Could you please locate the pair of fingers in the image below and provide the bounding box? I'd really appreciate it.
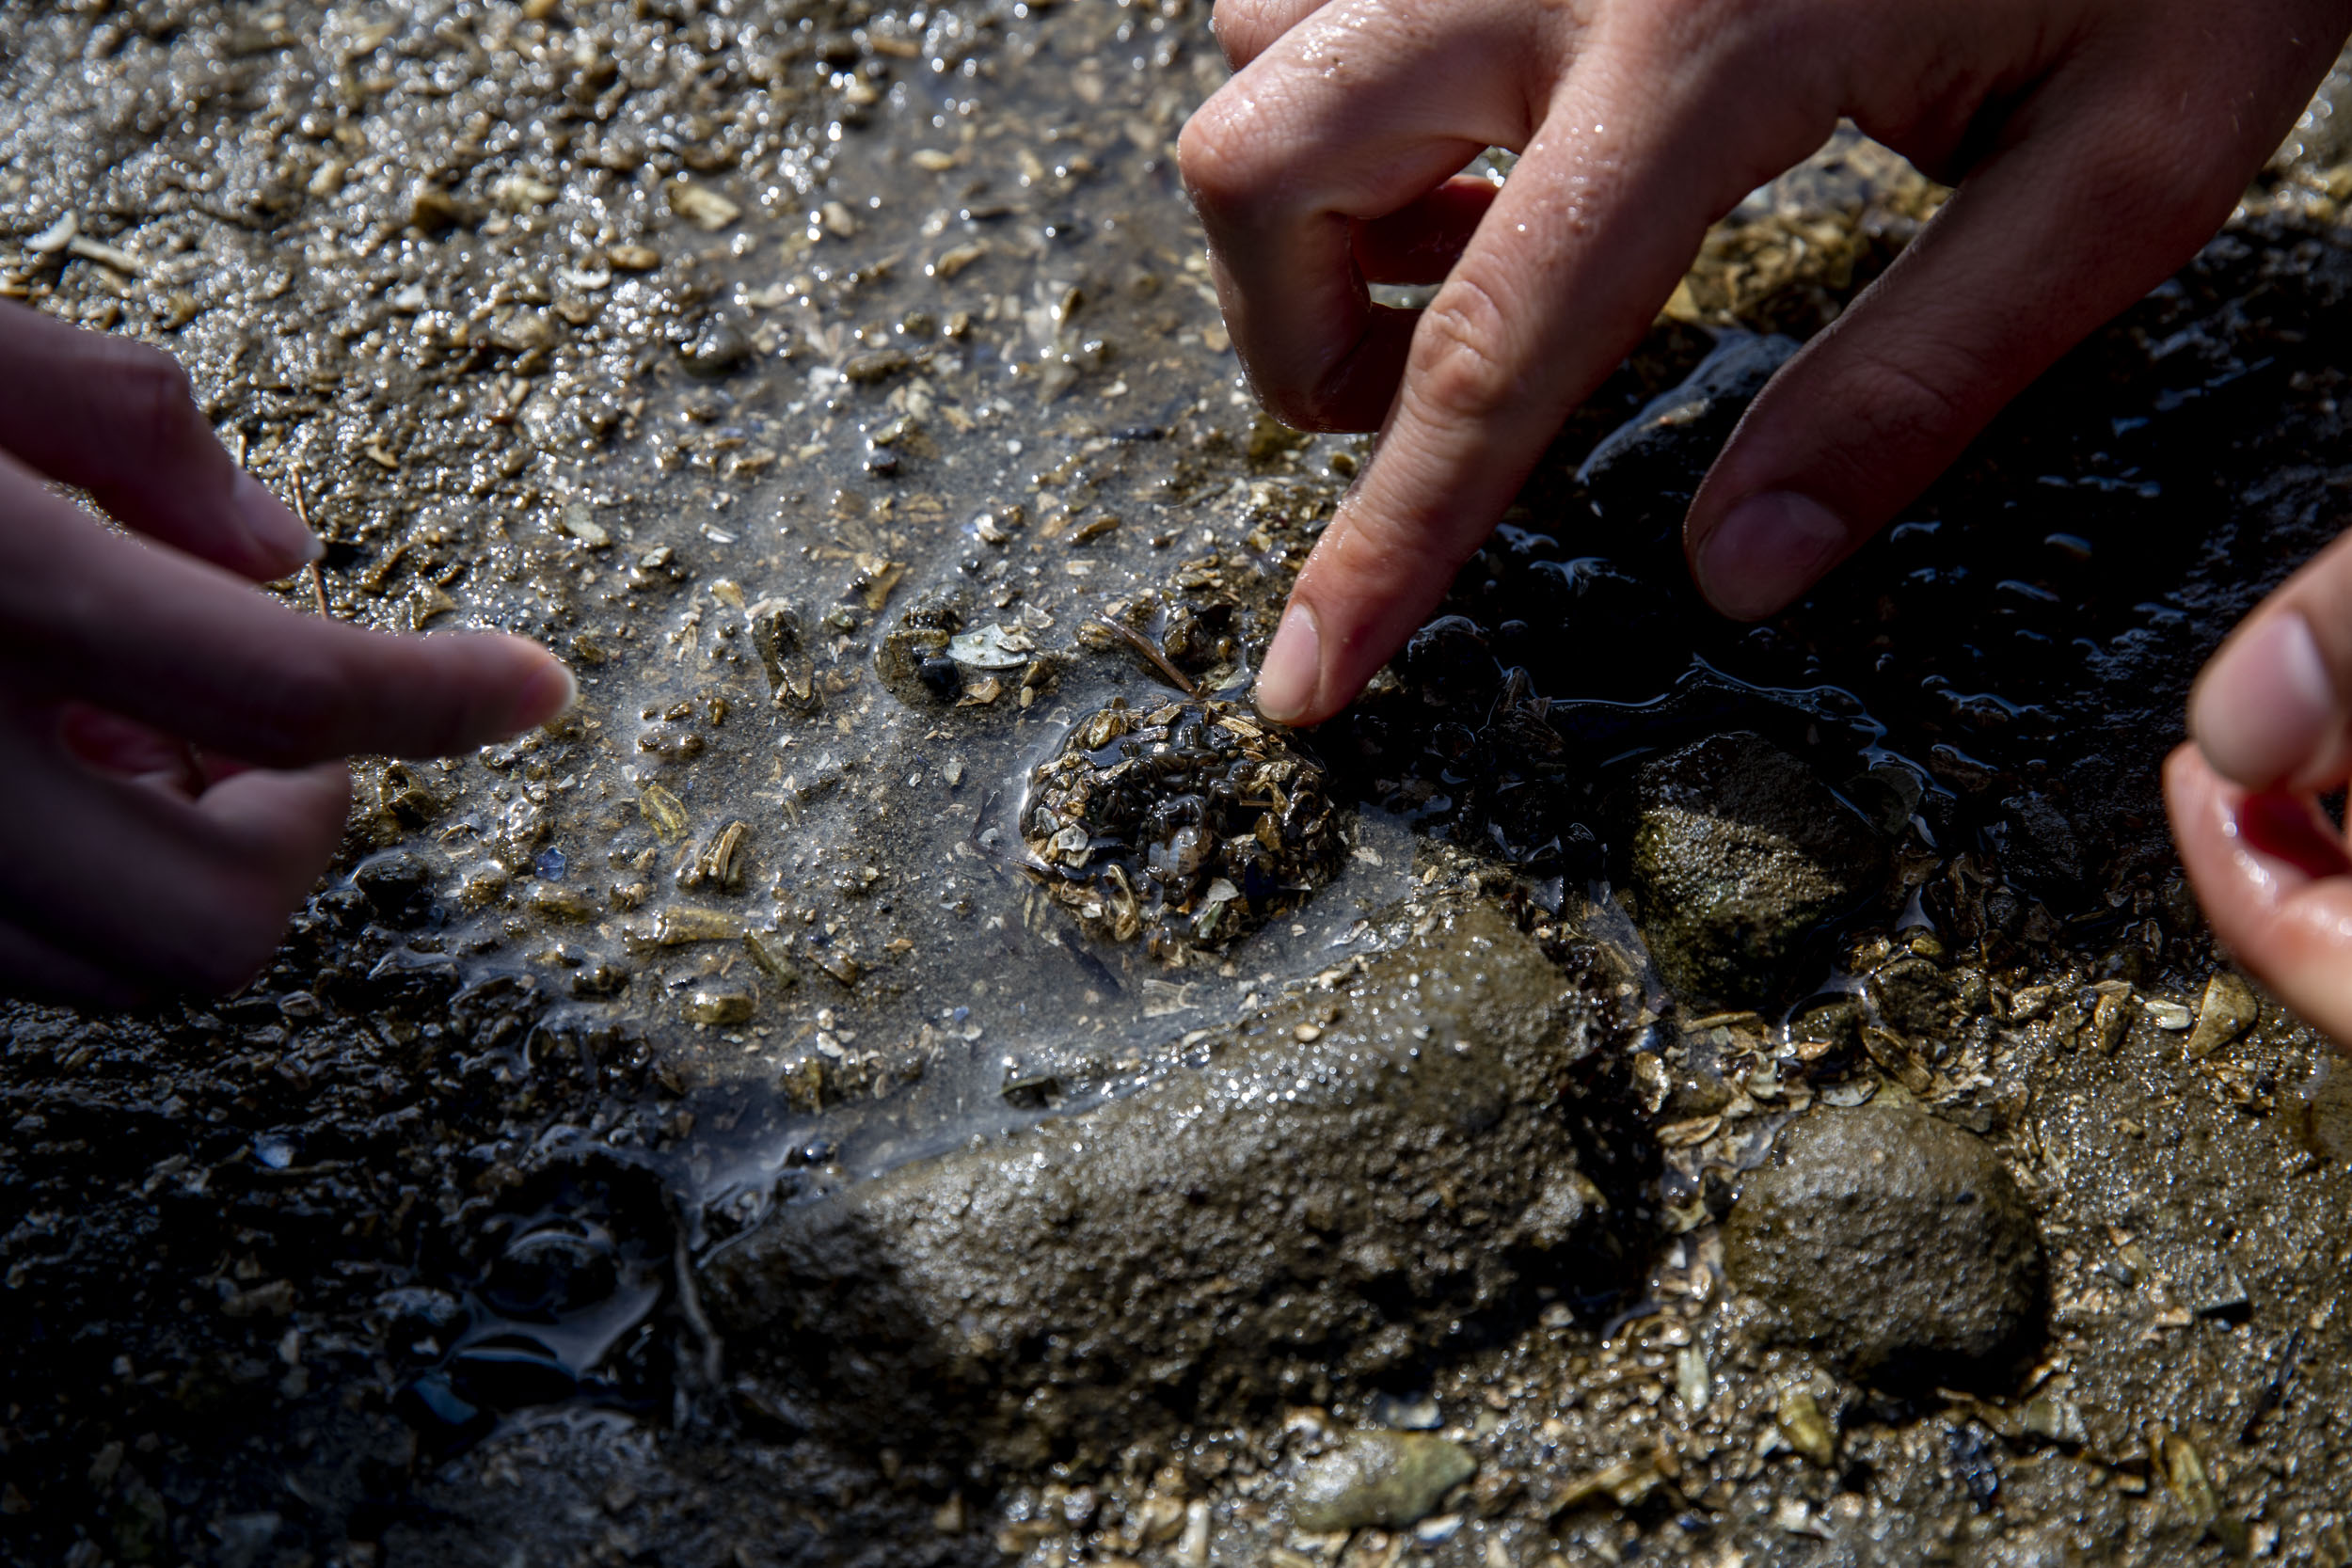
[0,301,572,1002]
[2169,530,2352,1043]
[1182,0,2348,723]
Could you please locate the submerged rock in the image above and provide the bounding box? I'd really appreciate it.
[1723,1101,2044,1382]
[1291,1431,1476,1532]
[701,904,1625,1466]
[1624,732,1883,1006]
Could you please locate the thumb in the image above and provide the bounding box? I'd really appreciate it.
[2189,527,2352,791]
[1682,61,2268,620]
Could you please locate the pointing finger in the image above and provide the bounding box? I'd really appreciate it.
[0,455,573,767]
[1252,46,1826,722]
[0,684,354,994]
[0,299,320,580]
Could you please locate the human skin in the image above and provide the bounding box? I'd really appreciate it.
[0,299,573,1006]
[2169,529,2352,1045]
[1181,0,2352,1038]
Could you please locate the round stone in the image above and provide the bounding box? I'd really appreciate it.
[1723,1101,2044,1382]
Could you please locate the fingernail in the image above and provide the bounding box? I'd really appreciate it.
[2193,611,2336,788]
[1693,491,1850,620]
[1254,602,1321,723]
[235,471,324,566]
[505,659,579,734]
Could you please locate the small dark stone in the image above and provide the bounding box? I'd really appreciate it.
[352,849,434,925]
[915,655,961,701]
[1395,614,1495,708]
[679,314,752,377]
[1723,1101,2045,1383]
[1578,332,1800,545]
[1987,791,2086,901]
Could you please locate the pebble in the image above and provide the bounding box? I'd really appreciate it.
[1724,1101,2043,1380]
[1289,1431,1476,1532]
[680,316,751,377]
[685,988,754,1026]
[667,180,740,230]
[2185,972,2259,1058]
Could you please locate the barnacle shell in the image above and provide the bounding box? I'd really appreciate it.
[1022,696,1345,960]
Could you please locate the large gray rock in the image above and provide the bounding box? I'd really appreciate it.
[701,904,1622,1468]
[1624,732,1883,1005]
[1723,1101,2044,1381]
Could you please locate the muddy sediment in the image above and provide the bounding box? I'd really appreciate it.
[8,5,2352,1568]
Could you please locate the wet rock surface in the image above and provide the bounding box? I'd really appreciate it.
[1623,732,1886,1004]
[703,903,1627,1465]
[1723,1100,2046,1381]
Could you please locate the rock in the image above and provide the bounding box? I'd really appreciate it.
[666,179,740,231]
[1577,331,1800,545]
[702,904,1625,1467]
[352,848,434,924]
[1986,791,2086,902]
[1291,1431,1476,1532]
[2185,972,2259,1058]
[1724,1101,2044,1382]
[1514,557,1686,700]
[1624,733,1884,1005]
[1394,614,1496,708]
[842,347,911,385]
[1868,956,1956,1037]
[678,313,751,377]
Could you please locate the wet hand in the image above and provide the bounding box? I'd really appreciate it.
[0,301,574,1006]
[1180,0,2352,722]
[2168,532,2352,1041]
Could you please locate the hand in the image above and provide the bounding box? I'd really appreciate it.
[0,301,573,1006]
[1180,0,2352,723]
[2167,534,2352,1041]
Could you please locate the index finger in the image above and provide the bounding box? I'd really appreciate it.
[0,456,573,766]
[0,299,320,581]
[1247,41,1831,722]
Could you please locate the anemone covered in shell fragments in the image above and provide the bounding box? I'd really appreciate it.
[1024,695,1346,961]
